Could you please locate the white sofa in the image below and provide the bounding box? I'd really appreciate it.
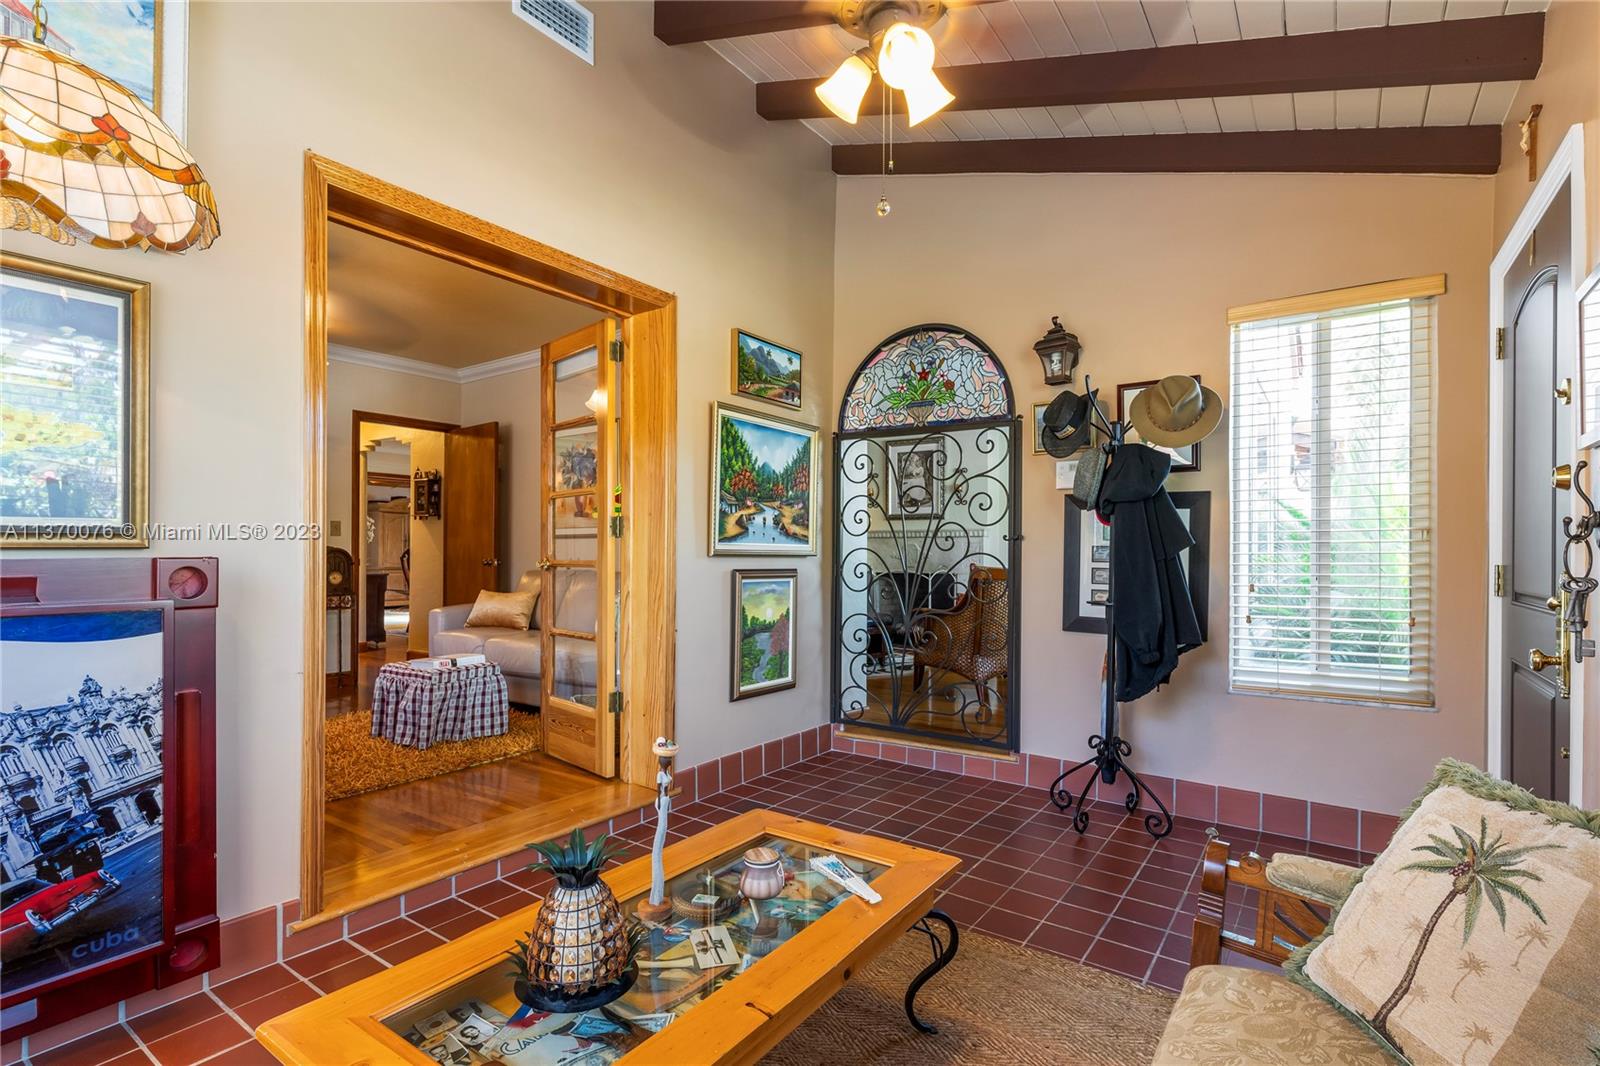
[428,569,597,707]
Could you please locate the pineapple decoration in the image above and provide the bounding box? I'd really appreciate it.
[507,828,641,1011]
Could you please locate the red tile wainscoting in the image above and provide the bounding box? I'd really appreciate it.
[3,725,1389,1065]
[830,729,1403,855]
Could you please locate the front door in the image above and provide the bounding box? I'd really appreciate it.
[1502,183,1574,803]
[443,422,500,605]
[539,322,617,778]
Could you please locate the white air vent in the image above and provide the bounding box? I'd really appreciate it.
[513,0,595,65]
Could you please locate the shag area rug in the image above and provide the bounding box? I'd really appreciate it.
[765,930,1175,1065]
[324,710,542,800]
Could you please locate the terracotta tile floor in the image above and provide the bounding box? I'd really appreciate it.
[15,750,1371,1064]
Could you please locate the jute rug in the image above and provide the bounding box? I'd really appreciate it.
[324,710,542,801]
[765,930,1175,1065]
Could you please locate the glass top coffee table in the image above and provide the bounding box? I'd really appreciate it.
[256,810,961,1064]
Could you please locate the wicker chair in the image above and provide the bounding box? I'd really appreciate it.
[911,565,1009,707]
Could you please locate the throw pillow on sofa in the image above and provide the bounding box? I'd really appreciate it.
[464,590,537,630]
[1284,759,1599,1065]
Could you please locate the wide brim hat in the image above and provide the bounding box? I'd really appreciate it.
[1041,388,1097,458]
[1129,375,1223,448]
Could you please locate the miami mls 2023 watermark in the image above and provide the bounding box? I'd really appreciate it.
[26,522,324,542]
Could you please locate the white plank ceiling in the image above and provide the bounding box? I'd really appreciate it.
[706,0,1548,146]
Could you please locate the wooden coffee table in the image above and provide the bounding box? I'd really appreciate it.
[256,809,960,1064]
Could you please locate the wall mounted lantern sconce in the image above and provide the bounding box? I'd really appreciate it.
[1034,317,1081,386]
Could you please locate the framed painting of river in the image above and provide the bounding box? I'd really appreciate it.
[731,569,797,700]
[710,402,818,557]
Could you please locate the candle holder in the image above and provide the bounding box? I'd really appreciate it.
[636,737,678,923]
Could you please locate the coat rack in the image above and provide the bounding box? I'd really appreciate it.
[1047,378,1175,841]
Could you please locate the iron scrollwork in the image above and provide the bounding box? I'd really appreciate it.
[832,422,1020,750]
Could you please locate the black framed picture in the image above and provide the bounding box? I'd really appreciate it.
[1117,378,1201,473]
[1062,491,1210,640]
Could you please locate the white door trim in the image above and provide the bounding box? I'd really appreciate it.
[1486,122,1589,806]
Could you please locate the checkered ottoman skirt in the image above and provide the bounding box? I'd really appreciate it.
[370,661,510,750]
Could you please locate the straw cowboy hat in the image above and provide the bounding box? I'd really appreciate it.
[1128,375,1223,448]
[1040,387,1098,458]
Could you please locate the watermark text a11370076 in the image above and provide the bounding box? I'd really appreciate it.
[25,522,324,543]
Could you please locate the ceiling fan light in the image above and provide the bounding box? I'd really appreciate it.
[815,53,873,124]
[901,67,954,126]
[876,22,935,91]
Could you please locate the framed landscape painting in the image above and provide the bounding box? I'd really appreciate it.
[711,402,818,556]
[1,253,150,547]
[731,569,796,700]
[732,329,802,410]
[40,1,189,133]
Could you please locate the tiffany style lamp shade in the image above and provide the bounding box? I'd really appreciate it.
[0,35,219,252]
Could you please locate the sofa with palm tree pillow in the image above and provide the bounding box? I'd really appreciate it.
[1279,759,1599,1065]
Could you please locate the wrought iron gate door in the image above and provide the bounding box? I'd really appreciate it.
[832,420,1021,752]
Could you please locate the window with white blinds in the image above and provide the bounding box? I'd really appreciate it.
[1228,276,1441,708]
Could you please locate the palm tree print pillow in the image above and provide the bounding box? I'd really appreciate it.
[1283,760,1600,1065]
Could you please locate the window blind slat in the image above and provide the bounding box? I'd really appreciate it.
[1229,292,1435,707]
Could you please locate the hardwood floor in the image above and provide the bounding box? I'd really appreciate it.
[318,635,653,924]
[854,671,1011,745]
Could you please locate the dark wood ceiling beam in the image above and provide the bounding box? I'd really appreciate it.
[759,13,1544,120]
[830,127,1502,175]
[653,2,838,46]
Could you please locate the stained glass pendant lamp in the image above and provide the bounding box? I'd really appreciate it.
[0,0,219,252]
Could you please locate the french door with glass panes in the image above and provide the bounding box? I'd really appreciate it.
[540,321,619,778]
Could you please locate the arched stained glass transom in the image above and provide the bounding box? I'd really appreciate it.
[832,324,1021,754]
[839,324,1014,431]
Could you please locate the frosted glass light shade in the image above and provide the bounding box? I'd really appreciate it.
[876,23,935,91]
[815,53,873,125]
[901,67,954,126]
[0,36,219,252]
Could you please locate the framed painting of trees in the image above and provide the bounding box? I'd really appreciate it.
[732,329,801,410]
[731,569,796,700]
[710,402,818,556]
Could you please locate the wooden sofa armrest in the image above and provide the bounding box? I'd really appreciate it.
[1189,830,1334,969]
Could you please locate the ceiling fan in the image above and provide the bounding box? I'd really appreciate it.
[815,0,955,126]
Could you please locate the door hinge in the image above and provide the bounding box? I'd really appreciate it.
[608,690,623,715]
[1493,564,1506,597]
[1495,327,1506,360]
[609,338,624,362]
[609,514,623,538]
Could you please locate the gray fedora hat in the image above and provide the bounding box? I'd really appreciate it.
[1129,375,1223,448]
[1041,388,1097,458]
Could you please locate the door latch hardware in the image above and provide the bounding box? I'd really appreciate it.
[1556,377,1573,404]
[1553,464,1573,490]
[1528,647,1562,672]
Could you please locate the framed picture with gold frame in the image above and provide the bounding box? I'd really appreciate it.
[1,252,150,547]
[731,328,802,410]
[38,0,189,134]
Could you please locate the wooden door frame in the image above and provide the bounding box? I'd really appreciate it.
[1485,122,1589,807]
[303,153,677,922]
[348,410,459,680]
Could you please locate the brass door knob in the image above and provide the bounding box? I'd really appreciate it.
[1555,378,1573,404]
[537,558,554,571]
[1529,648,1562,671]
[1547,596,1563,611]
[1560,746,1571,759]
[1553,464,1573,490]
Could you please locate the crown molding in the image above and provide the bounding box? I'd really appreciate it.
[457,348,541,383]
[327,344,541,384]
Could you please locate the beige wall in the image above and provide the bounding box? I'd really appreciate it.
[4,1,836,918]
[1491,0,1600,265]
[833,172,1494,814]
